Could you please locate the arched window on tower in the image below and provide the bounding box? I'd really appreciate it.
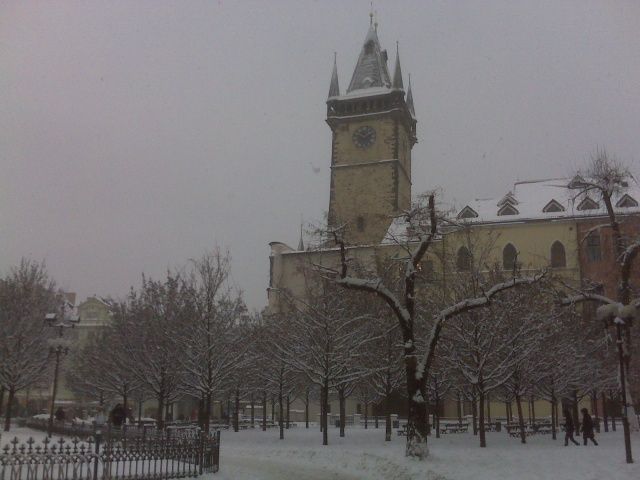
[503,243,518,271]
[550,241,566,268]
[456,246,472,272]
[356,216,365,232]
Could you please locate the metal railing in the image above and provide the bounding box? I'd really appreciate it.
[1,426,220,480]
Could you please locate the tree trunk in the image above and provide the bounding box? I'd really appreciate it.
[609,390,617,431]
[339,388,346,438]
[286,394,290,429]
[572,390,580,434]
[550,395,557,440]
[404,354,429,458]
[602,392,609,432]
[262,390,267,431]
[364,398,369,429]
[486,393,491,423]
[591,391,598,432]
[320,387,324,432]
[479,389,486,447]
[305,390,309,429]
[385,388,392,442]
[278,384,284,440]
[4,388,15,432]
[157,395,165,430]
[472,394,478,435]
[515,394,526,444]
[0,386,5,417]
[234,388,240,433]
[322,379,329,446]
[271,395,275,425]
[435,395,440,439]
[205,393,212,432]
[226,398,231,427]
[250,393,255,428]
[530,396,536,425]
[457,393,463,425]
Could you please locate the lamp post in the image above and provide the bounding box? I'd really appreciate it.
[597,302,637,464]
[44,301,80,437]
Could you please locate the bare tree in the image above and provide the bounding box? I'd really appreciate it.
[118,273,188,429]
[179,249,246,432]
[563,150,640,462]
[272,280,377,446]
[0,259,59,431]
[332,194,545,458]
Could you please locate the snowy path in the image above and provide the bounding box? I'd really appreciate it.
[217,455,364,480]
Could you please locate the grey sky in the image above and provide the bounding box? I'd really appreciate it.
[2,0,639,310]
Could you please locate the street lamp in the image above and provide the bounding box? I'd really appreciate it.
[44,301,80,437]
[597,301,638,464]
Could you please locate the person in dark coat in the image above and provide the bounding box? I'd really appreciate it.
[581,408,599,445]
[55,407,66,422]
[564,409,579,446]
[110,404,126,427]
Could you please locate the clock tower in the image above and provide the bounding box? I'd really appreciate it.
[326,20,417,245]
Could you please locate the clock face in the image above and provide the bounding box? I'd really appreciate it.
[352,126,376,148]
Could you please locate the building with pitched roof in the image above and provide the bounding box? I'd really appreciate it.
[268,18,639,421]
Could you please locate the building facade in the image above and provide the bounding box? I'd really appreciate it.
[267,20,640,423]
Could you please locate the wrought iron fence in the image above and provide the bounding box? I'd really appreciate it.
[0,428,220,480]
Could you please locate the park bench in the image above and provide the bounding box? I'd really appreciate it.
[440,423,469,434]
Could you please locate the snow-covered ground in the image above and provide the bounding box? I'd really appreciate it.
[2,425,639,480]
[215,425,640,480]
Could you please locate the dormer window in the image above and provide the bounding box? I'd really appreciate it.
[577,197,599,211]
[457,206,479,220]
[543,199,565,213]
[616,194,638,208]
[497,204,519,216]
[497,192,518,207]
[568,175,587,189]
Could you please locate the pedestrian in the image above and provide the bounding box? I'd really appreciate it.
[55,407,66,423]
[581,408,599,446]
[564,409,579,446]
[110,404,126,427]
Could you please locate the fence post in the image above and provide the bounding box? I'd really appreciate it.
[198,431,204,476]
[93,431,101,480]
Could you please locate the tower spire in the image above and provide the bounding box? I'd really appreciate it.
[328,52,340,98]
[406,73,415,118]
[392,41,404,90]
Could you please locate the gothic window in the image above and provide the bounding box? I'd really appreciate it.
[356,216,365,232]
[550,241,566,268]
[616,194,638,208]
[543,200,565,213]
[577,197,599,211]
[585,232,602,262]
[456,246,472,272]
[503,243,518,271]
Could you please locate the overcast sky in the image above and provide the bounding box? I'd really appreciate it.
[2,0,639,310]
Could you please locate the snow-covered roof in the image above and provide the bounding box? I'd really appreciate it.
[455,178,640,224]
[384,177,640,243]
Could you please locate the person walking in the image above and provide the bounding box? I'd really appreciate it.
[581,408,599,445]
[564,409,579,446]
